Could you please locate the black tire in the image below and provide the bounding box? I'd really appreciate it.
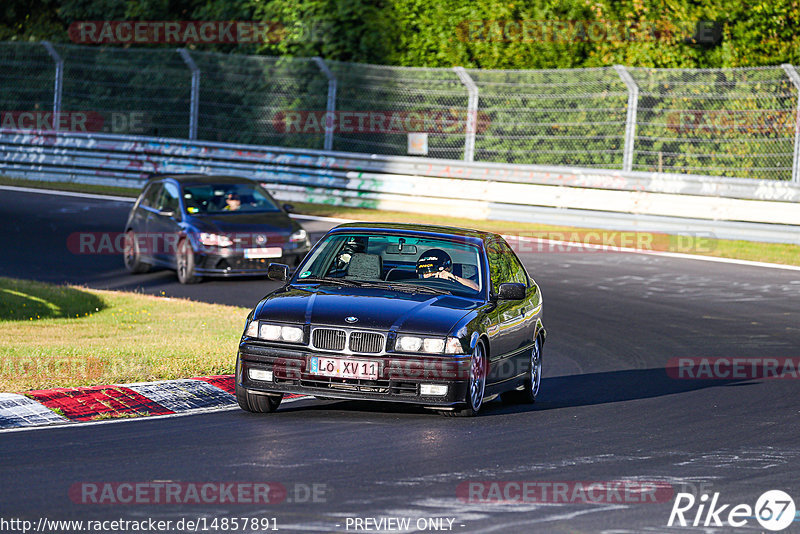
[123,230,150,273]
[236,383,283,413]
[502,336,542,404]
[176,238,200,284]
[440,341,487,417]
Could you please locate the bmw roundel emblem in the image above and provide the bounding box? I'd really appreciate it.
[345,316,358,324]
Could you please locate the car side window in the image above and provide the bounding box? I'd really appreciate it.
[156,182,180,213]
[487,239,528,293]
[504,242,529,286]
[140,183,162,208]
[486,240,512,294]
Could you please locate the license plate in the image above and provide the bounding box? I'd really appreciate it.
[309,356,379,380]
[244,247,282,259]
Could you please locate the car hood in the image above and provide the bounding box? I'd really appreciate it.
[254,285,480,334]
[188,212,297,236]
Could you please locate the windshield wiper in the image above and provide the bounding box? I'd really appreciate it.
[292,277,360,287]
[382,281,451,295]
[342,280,451,295]
[293,278,451,295]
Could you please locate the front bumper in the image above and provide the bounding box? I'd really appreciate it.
[194,246,309,276]
[237,341,471,406]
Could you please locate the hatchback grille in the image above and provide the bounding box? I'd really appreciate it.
[349,331,384,353]
[312,328,346,351]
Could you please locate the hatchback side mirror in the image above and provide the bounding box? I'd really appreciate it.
[267,263,289,282]
[497,282,526,300]
[282,203,295,213]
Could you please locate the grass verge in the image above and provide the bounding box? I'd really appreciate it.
[0,277,247,392]
[2,175,798,266]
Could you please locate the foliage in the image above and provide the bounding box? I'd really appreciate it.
[2,0,800,69]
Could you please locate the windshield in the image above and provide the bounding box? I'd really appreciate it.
[181,183,280,214]
[293,233,484,297]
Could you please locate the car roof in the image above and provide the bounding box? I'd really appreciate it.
[147,174,256,186]
[328,222,499,244]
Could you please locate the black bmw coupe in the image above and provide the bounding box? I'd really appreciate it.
[236,222,546,417]
[123,174,311,283]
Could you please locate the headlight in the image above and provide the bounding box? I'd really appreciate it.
[290,229,308,243]
[259,323,304,343]
[423,338,445,353]
[199,232,233,247]
[244,321,258,337]
[397,335,422,352]
[445,337,464,354]
[396,335,449,354]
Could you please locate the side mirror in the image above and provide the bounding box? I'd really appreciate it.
[282,203,295,213]
[267,263,289,282]
[497,282,526,301]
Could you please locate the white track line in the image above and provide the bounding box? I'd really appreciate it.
[3,184,799,272]
[0,184,135,202]
[503,235,800,272]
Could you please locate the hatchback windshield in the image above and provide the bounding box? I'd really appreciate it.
[294,233,484,297]
[182,183,280,214]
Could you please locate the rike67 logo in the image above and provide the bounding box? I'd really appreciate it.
[669,490,796,531]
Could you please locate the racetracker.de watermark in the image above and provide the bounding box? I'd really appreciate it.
[667,357,800,380]
[271,110,491,135]
[69,21,333,44]
[69,482,326,505]
[502,231,717,254]
[1,111,149,134]
[1,111,103,132]
[456,20,713,43]
[67,231,717,256]
[67,232,285,255]
[666,110,798,137]
[457,480,674,504]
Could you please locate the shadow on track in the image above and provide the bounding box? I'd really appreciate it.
[268,367,755,418]
[494,367,756,414]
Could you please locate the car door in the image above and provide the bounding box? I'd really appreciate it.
[497,239,540,380]
[133,182,162,264]
[145,181,182,265]
[484,238,529,384]
[128,182,154,235]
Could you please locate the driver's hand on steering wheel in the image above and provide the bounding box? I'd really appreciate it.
[427,270,479,291]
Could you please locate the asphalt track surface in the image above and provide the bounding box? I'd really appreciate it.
[1,189,800,533]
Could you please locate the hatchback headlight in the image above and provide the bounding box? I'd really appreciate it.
[199,232,233,247]
[290,229,308,243]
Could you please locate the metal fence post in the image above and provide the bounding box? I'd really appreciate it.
[614,65,639,173]
[178,49,199,140]
[781,64,800,183]
[41,41,63,129]
[312,57,337,152]
[453,67,479,162]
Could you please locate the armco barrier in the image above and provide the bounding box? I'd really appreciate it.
[1,129,799,244]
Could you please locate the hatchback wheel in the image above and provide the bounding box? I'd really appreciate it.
[176,238,200,284]
[123,230,150,273]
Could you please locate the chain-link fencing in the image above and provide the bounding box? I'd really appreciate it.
[1,41,799,181]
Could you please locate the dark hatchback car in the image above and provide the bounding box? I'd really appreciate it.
[236,222,546,417]
[124,175,311,283]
